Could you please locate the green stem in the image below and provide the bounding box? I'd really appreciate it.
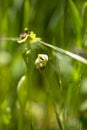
[39,40,87,65]
[18,109,24,130]
[22,48,31,68]
[50,54,62,91]
[53,104,64,130]
[44,74,64,130]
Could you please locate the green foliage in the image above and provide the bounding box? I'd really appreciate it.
[17,75,28,110]
[68,0,82,46]
[1,0,87,130]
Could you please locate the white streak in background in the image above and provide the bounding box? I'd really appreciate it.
[0,37,18,41]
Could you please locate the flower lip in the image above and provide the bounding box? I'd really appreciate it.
[17,28,41,43]
[19,28,29,40]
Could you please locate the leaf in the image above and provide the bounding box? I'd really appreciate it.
[23,0,30,27]
[80,77,87,95]
[82,2,87,46]
[17,75,28,109]
[68,0,82,38]
[1,100,11,125]
[82,2,87,28]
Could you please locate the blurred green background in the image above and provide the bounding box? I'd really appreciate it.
[1,0,87,130]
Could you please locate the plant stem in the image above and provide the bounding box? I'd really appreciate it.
[53,104,64,130]
[18,109,24,130]
[44,74,64,130]
[39,40,87,65]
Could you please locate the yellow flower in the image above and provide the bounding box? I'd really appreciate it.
[29,31,41,42]
[17,28,41,44]
[29,31,36,40]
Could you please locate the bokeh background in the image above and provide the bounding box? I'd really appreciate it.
[0,0,87,130]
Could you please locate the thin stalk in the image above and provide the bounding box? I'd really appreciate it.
[53,104,64,130]
[39,40,87,65]
[44,73,64,130]
[0,37,18,41]
[1,36,87,65]
[50,54,62,91]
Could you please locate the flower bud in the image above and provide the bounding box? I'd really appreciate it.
[35,54,48,70]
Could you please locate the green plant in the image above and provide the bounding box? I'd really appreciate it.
[16,28,87,130]
[1,0,87,130]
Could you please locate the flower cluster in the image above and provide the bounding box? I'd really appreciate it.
[17,28,41,44]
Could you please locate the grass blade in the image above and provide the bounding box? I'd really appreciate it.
[39,41,87,65]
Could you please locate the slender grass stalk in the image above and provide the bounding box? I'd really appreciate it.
[53,104,64,130]
[1,36,87,65]
[43,72,64,130]
[50,55,62,91]
[39,40,87,65]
